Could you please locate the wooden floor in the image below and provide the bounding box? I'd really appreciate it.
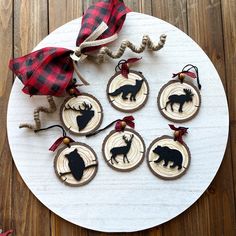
[0,0,235,235]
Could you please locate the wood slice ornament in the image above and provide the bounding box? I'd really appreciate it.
[102,129,145,171]
[158,65,201,123]
[35,125,98,186]
[107,58,149,112]
[54,142,98,186]
[86,116,145,172]
[147,125,190,180]
[60,93,103,135]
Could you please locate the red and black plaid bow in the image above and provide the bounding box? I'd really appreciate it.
[9,0,130,96]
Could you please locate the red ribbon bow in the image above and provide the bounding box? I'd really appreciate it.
[0,230,13,236]
[115,116,135,131]
[169,124,188,144]
[9,0,130,96]
[172,71,196,79]
[120,58,142,78]
[49,136,75,152]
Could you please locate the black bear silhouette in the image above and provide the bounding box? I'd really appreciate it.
[109,134,134,164]
[109,79,144,101]
[65,102,94,131]
[60,148,97,181]
[153,145,183,170]
[165,88,194,113]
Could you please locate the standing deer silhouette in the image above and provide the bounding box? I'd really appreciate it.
[109,134,134,164]
[165,88,194,113]
[65,102,94,131]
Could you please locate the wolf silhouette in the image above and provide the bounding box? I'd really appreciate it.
[109,79,144,101]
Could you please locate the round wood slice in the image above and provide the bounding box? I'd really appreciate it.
[102,129,145,172]
[147,135,191,180]
[54,142,98,186]
[157,80,201,122]
[60,93,103,135]
[107,70,149,112]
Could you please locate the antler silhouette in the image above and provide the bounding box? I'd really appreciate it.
[65,102,92,113]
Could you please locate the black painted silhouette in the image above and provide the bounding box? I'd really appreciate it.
[65,102,94,131]
[153,145,183,170]
[109,134,134,164]
[165,88,194,113]
[60,148,97,181]
[108,79,144,101]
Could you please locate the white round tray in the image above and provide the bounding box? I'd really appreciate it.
[7,12,229,232]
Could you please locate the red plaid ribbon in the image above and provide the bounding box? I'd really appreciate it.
[9,0,130,96]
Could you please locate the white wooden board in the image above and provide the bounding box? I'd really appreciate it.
[7,12,229,232]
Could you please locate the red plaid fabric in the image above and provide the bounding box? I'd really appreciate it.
[9,47,73,96]
[77,0,130,52]
[9,0,130,96]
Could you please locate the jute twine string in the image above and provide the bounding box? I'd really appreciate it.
[19,95,56,130]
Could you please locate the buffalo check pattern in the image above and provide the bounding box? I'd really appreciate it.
[77,0,130,52]
[9,0,130,96]
[9,47,74,96]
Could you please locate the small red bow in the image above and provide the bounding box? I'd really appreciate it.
[0,230,13,236]
[120,58,142,78]
[172,71,196,79]
[115,116,135,131]
[49,136,75,152]
[169,124,188,144]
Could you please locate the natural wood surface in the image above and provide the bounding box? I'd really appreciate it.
[0,1,235,236]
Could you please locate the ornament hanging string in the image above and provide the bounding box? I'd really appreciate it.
[115,57,142,78]
[172,64,201,90]
[35,124,74,151]
[86,116,135,137]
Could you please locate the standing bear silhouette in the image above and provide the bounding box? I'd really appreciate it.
[153,145,183,170]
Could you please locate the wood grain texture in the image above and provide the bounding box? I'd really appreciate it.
[0,0,13,233]
[221,2,236,228]
[0,0,235,235]
[186,1,236,236]
[11,1,51,236]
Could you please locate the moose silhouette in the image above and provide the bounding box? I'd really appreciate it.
[109,134,134,164]
[108,79,144,101]
[153,145,183,170]
[165,88,194,113]
[60,148,97,181]
[65,102,94,131]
